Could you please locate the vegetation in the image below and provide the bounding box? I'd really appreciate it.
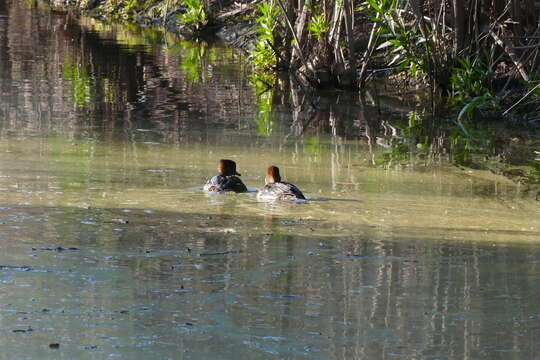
[251,1,279,72]
[73,0,539,101]
[48,0,540,184]
[176,0,207,30]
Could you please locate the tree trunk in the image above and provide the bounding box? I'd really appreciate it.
[452,0,467,55]
[342,0,357,88]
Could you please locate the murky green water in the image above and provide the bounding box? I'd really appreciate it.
[1,1,540,359]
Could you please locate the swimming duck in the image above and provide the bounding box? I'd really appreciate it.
[204,159,247,193]
[257,165,305,201]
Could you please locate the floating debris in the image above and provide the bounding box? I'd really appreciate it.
[338,254,370,259]
[49,343,60,349]
[80,220,97,225]
[145,169,174,173]
[31,247,79,252]
[0,265,32,271]
[82,345,100,350]
[12,327,33,333]
[103,219,129,224]
[205,227,237,233]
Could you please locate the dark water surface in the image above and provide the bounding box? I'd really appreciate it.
[1,1,540,359]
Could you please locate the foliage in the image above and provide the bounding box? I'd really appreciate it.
[106,0,160,20]
[450,51,495,105]
[308,14,330,39]
[454,94,498,134]
[250,0,279,71]
[177,0,207,30]
[369,0,432,81]
[447,50,500,127]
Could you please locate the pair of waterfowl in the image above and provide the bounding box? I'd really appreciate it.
[204,159,305,201]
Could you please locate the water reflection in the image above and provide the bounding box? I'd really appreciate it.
[1,204,539,359]
[0,1,256,142]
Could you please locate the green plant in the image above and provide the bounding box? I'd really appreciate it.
[369,0,431,79]
[450,51,495,105]
[177,0,207,30]
[250,0,279,71]
[124,0,142,13]
[308,14,330,38]
[455,93,498,130]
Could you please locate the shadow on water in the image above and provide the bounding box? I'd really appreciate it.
[305,196,362,202]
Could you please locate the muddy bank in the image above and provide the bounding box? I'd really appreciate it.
[47,0,258,50]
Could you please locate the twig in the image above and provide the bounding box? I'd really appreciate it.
[489,28,530,82]
[503,83,540,116]
[265,39,318,109]
[358,20,379,87]
[275,0,312,80]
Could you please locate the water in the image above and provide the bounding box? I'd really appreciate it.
[1,1,540,359]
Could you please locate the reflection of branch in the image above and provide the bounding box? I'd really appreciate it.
[265,39,318,106]
[286,104,317,139]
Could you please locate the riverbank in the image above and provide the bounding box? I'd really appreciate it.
[47,1,539,107]
[42,0,540,191]
[48,0,258,48]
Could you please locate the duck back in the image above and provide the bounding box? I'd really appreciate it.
[257,181,305,201]
[204,175,247,193]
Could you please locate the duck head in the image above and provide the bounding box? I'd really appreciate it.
[218,159,241,176]
[265,165,281,184]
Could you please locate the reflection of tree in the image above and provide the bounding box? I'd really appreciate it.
[0,2,257,142]
[63,56,93,108]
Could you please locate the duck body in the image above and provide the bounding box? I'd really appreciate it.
[257,181,305,201]
[257,165,305,201]
[204,175,247,193]
[204,159,247,193]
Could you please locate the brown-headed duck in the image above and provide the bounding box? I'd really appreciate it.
[204,159,247,193]
[257,165,305,200]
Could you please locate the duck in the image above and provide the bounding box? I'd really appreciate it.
[257,165,305,201]
[204,159,247,193]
